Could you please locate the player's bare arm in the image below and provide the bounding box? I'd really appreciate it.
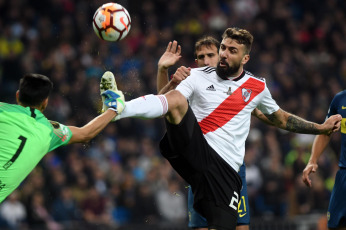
[251,108,275,126]
[159,66,191,94]
[302,134,331,187]
[68,109,117,144]
[264,109,341,135]
[157,41,182,93]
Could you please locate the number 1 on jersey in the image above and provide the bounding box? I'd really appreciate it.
[3,136,27,170]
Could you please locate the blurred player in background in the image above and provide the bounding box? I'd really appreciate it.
[157,37,251,230]
[0,73,120,203]
[101,27,341,229]
[302,90,346,230]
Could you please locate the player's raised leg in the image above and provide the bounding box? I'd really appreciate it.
[100,72,188,124]
[100,71,125,114]
[187,185,208,229]
[100,71,119,113]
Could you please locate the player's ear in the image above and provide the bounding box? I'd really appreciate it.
[195,59,198,64]
[242,54,250,65]
[41,98,49,111]
[16,90,20,104]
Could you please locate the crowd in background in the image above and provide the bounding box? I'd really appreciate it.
[0,0,345,229]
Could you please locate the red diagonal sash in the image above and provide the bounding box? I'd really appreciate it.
[198,78,265,134]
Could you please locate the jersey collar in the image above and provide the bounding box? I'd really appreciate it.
[227,70,245,81]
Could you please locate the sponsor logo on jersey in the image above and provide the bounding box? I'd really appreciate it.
[242,88,252,102]
[223,87,232,95]
[342,106,346,109]
[206,85,216,91]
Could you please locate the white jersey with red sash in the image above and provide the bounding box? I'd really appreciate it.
[176,66,280,172]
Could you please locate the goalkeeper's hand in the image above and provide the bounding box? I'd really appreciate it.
[101,90,125,114]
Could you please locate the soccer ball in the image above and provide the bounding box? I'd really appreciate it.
[92,3,131,42]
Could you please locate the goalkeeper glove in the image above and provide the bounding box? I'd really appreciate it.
[101,90,125,114]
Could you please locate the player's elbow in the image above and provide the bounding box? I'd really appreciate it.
[80,137,92,143]
[270,109,289,129]
[79,133,94,143]
[69,128,94,144]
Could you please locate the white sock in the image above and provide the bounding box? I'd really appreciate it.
[116,94,168,120]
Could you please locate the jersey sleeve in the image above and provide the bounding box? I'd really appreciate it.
[256,85,280,114]
[48,121,72,152]
[176,69,197,100]
[326,94,340,119]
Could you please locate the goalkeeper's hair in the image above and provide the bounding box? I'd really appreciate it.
[194,36,220,58]
[18,73,53,107]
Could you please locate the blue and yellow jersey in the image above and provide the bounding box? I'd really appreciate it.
[327,90,346,168]
[0,102,72,203]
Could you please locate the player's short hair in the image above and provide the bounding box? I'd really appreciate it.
[222,27,253,54]
[18,73,53,107]
[194,36,220,58]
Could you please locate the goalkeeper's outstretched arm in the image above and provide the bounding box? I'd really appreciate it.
[68,109,117,144]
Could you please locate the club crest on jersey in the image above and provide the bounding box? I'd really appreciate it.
[223,87,232,95]
[242,88,252,102]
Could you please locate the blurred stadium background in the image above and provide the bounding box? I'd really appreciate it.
[0,0,345,229]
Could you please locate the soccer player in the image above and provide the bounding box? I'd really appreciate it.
[101,27,341,230]
[302,90,346,230]
[0,73,121,203]
[157,37,251,230]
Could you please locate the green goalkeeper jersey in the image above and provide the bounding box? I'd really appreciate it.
[0,102,72,203]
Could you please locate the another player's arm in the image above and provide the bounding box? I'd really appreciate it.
[159,67,191,94]
[159,78,178,95]
[264,109,341,134]
[157,66,170,94]
[68,109,117,144]
[157,41,182,93]
[302,134,331,187]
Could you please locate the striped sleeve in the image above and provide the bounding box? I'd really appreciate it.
[48,121,72,151]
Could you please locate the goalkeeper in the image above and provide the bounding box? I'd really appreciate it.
[0,73,121,203]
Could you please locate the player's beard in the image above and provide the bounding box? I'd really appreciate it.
[216,59,241,80]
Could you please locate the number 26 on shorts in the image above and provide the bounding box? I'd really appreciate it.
[229,191,239,210]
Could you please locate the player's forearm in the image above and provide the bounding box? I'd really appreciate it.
[309,134,331,164]
[284,114,322,134]
[267,109,325,134]
[68,109,117,144]
[157,66,170,93]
